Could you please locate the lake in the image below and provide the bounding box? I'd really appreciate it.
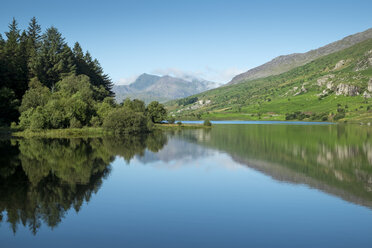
[1,122,372,248]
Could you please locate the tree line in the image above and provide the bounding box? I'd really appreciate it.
[0,17,167,133]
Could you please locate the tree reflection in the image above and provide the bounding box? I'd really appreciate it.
[0,131,167,234]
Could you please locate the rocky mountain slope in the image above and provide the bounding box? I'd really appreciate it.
[167,37,372,123]
[113,73,216,103]
[228,27,372,85]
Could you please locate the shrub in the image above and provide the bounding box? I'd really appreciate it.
[90,116,101,127]
[203,120,212,126]
[70,117,83,128]
[167,117,176,124]
[29,107,47,130]
[103,108,150,134]
[177,121,182,126]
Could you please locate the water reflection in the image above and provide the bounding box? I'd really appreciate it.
[181,124,372,209]
[1,124,372,237]
[0,131,167,234]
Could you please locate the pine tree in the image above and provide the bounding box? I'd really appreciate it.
[26,17,42,79]
[36,27,70,88]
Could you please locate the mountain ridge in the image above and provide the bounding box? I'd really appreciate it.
[228,27,372,85]
[113,73,216,103]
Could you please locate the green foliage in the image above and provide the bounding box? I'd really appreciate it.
[19,74,114,130]
[103,107,151,134]
[204,120,212,126]
[19,78,50,112]
[0,17,114,125]
[167,116,176,124]
[146,101,167,123]
[177,96,198,106]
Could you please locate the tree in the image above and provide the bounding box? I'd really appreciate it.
[19,78,51,113]
[122,98,146,113]
[146,101,167,123]
[35,27,74,88]
[26,17,42,79]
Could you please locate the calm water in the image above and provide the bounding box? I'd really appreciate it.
[1,123,372,248]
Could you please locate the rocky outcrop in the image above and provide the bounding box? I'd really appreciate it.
[363,91,371,98]
[355,50,372,71]
[335,83,359,96]
[293,84,307,96]
[334,60,348,70]
[368,78,372,92]
[317,74,335,86]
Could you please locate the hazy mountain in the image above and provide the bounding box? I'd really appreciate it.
[113,73,216,103]
[228,27,372,85]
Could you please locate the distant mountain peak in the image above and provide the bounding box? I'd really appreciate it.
[113,73,217,104]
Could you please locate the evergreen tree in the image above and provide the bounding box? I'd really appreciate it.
[26,17,42,79]
[35,27,73,88]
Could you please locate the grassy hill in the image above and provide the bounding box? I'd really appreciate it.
[166,38,372,123]
[228,27,372,85]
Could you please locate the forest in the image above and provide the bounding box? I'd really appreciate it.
[0,17,167,134]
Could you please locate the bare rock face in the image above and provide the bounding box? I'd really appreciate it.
[335,83,359,96]
[368,78,372,92]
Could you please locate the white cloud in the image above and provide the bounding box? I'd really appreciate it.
[151,66,246,85]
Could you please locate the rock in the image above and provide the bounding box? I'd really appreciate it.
[363,91,371,98]
[317,89,329,97]
[334,60,347,70]
[368,78,372,92]
[293,84,307,96]
[326,82,334,89]
[335,83,359,96]
[317,74,334,86]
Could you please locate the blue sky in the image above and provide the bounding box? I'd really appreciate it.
[1,0,372,84]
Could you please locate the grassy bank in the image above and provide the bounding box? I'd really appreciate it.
[154,123,212,130]
[12,127,112,138]
[11,124,211,138]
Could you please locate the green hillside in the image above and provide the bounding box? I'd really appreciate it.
[167,38,372,123]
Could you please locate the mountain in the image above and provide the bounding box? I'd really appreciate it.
[167,36,372,123]
[113,73,216,103]
[228,27,372,85]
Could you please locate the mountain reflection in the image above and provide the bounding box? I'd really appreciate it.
[0,131,167,234]
[181,124,372,209]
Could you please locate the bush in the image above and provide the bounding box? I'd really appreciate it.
[103,108,150,134]
[177,121,182,126]
[29,107,47,130]
[70,117,83,128]
[203,120,212,126]
[90,116,101,127]
[146,101,167,123]
[334,112,345,121]
[167,117,176,124]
